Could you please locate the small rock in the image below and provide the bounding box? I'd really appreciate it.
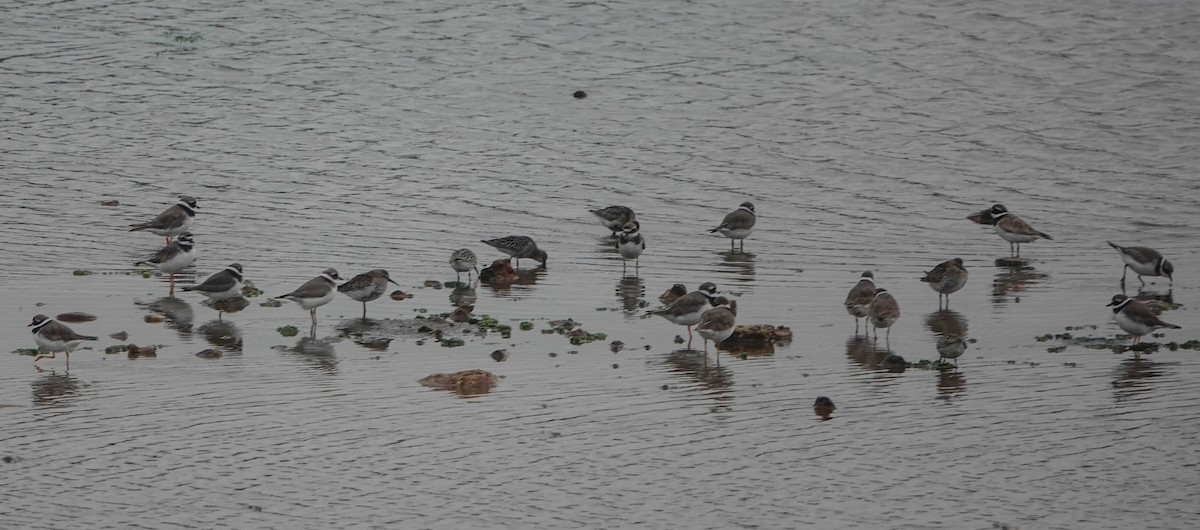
[609,340,625,353]
[423,280,443,289]
[491,349,509,362]
[100,199,120,206]
[109,331,129,341]
[195,348,222,359]
[127,344,157,358]
[144,313,166,323]
[814,396,836,420]
[56,312,97,323]
[573,90,587,99]
[390,290,413,301]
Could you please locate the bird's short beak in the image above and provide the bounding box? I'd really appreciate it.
[1106,301,1117,306]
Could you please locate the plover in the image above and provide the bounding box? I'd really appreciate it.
[29,314,98,369]
[968,204,1051,257]
[647,282,719,349]
[615,220,645,272]
[129,196,197,244]
[844,271,876,333]
[1107,294,1180,351]
[182,263,244,318]
[867,287,900,341]
[1107,241,1173,287]
[709,202,756,251]
[274,269,342,327]
[696,297,737,356]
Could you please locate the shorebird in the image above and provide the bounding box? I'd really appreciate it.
[129,196,197,244]
[867,287,900,341]
[647,282,719,349]
[968,204,1051,257]
[449,248,479,282]
[589,206,636,235]
[182,263,244,319]
[481,236,547,268]
[338,269,399,319]
[709,202,756,251]
[844,271,876,333]
[29,314,98,369]
[1107,241,1173,287]
[615,220,645,272]
[696,297,737,358]
[920,258,968,308]
[136,232,195,294]
[1107,294,1181,356]
[274,269,342,327]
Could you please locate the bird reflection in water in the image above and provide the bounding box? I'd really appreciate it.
[481,259,543,296]
[290,336,338,373]
[202,295,250,321]
[936,370,966,398]
[716,250,756,282]
[336,318,392,351]
[615,276,645,318]
[845,335,892,370]
[1111,358,1168,403]
[664,349,734,400]
[31,371,83,407]
[136,296,195,335]
[992,259,1047,303]
[1131,287,1173,305]
[197,319,243,352]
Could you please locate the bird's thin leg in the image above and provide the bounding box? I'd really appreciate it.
[311,309,317,327]
[362,302,367,321]
[686,325,694,350]
[65,351,71,371]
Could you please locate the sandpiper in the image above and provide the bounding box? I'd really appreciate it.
[589,206,636,234]
[867,287,900,341]
[709,202,756,251]
[844,271,876,333]
[920,258,968,308]
[1107,241,1173,287]
[481,235,547,267]
[129,196,197,244]
[449,248,479,282]
[338,269,399,319]
[968,204,1051,257]
[29,314,98,369]
[275,269,342,327]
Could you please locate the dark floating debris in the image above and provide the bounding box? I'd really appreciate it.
[100,199,120,206]
[390,290,414,301]
[491,349,509,362]
[423,280,443,289]
[419,369,499,396]
[814,396,836,420]
[573,90,587,99]
[195,348,222,359]
[56,312,97,323]
[110,331,128,341]
[127,344,158,358]
[609,340,624,353]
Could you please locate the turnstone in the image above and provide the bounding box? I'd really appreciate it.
[589,206,636,235]
[136,232,195,292]
[647,282,719,349]
[844,271,876,333]
[615,220,645,272]
[1107,294,1180,350]
[129,196,198,244]
[29,314,98,369]
[1107,241,1173,287]
[481,236,547,267]
[274,269,342,327]
[449,248,480,282]
[659,283,688,305]
[967,204,1051,257]
[696,297,737,356]
[920,258,968,308]
[709,202,756,251]
[866,287,900,340]
[337,269,399,319]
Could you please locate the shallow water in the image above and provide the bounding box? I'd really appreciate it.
[3,0,1200,528]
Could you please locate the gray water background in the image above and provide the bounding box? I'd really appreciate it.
[2,0,1200,528]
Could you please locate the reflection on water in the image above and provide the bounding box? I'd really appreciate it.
[31,372,83,407]
[924,310,968,338]
[197,319,243,352]
[663,349,733,401]
[937,370,966,398]
[136,296,195,335]
[615,276,645,318]
[1111,358,1168,403]
[483,267,545,297]
[715,250,755,282]
[992,260,1047,303]
[336,318,392,351]
[1132,288,1174,305]
[846,335,892,370]
[290,337,338,374]
[201,295,250,320]
[449,285,478,309]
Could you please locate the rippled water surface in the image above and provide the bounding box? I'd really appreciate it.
[3,0,1200,528]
